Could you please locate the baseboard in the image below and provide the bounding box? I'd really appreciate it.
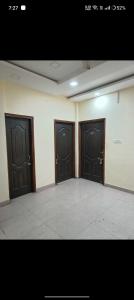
[0,200,10,207]
[104,183,134,195]
[37,183,55,192]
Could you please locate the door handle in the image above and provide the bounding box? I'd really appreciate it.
[56,154,59,165]
[98,157,103,165]
[27,154,31,166]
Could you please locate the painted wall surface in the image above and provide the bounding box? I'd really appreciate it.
[0,81,75,203]
[79,88,134,191]
[75,102,79,178]
[0,82,10,203]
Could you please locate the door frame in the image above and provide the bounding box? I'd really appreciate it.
[54,119,75,184]
[5,113,36,198]
[79,118,106,184]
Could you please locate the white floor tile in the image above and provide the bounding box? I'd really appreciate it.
[0,178,134,239]
[0,229,6,239]
[22,224,61,239]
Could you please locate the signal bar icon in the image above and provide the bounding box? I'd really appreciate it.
[104,5,111,10]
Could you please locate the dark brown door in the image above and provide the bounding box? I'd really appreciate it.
[79,119,105,184]
[55,121,75,183]
[5,115,35,199]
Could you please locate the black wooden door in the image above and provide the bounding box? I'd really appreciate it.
[6,116,33,199]
[55,121,75,183]
[80,119,105,184]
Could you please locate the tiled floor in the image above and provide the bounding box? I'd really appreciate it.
[0,178,134,239]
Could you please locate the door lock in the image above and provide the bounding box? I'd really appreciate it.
[98,157,103,165]
[56,154,59,165]
[99,158,103,165]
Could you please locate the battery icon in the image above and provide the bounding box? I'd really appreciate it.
[21,5,26,10]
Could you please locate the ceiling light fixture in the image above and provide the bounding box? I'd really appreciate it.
[95,92,100,96]
[70,81,78,87]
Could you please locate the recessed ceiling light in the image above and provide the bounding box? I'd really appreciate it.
[95,92,100,96]
[70,81,78,87]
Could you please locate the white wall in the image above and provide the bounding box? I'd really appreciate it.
[0,82,10,203]
[75,102,79,178]
[79,88,134,191]
[0,81,75,203]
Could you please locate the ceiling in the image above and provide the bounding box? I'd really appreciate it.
[0,60,134,102]
[8,60,105,83]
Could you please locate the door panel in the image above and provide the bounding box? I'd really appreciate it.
[6,116,33,199]
[80,120,105,184]
[55,121,75,183]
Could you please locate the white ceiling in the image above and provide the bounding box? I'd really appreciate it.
[8,60,105,83]
[0,60,134,102]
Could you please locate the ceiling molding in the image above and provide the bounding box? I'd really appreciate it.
[1,61,134,100]
[67,73,134,99]
[58,68,88,84]
[7,60,90,85]
[6,60,105,85]
[6,61,59,84]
